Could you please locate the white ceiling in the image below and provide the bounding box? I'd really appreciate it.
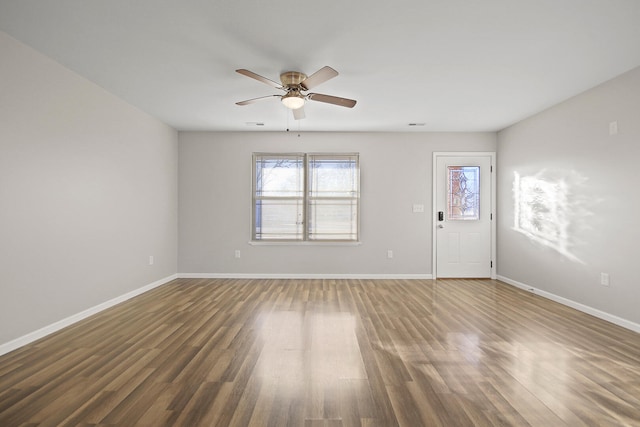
[1,0,640,132]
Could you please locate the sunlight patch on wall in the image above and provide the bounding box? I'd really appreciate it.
[513,170,588,264]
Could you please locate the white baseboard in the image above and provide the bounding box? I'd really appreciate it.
[178,273,433,280]
[497,275,640,334]
[0,274,178,357]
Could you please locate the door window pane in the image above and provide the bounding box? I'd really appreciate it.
[447,166,480,220]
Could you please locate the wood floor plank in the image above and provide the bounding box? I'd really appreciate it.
[1,278,640,426]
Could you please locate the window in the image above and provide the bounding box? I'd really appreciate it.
[447,165,480,220]
[253,153,359,242]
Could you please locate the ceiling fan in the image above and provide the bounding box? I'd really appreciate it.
[235,66,357,120]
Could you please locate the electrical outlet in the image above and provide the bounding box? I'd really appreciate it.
[235,250,241,259]
[600,273,609,286]
[412,204,425,213]
[387,250,393,259]
[148,255,154,265]
[609,121,618,135]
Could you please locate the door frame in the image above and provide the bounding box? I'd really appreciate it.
[432,152,497,279]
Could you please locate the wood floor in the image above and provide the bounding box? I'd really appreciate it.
[1,278,639,426]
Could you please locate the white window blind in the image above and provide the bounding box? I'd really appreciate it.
[253,153,359,242]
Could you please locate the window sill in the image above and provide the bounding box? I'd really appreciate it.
[249,241,362,246]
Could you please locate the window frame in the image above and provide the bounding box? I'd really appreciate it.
[251,152,360,244]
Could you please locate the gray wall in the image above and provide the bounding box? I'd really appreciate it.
[0,32,179,345]
[178,131,496,276]
[497,66,640,326]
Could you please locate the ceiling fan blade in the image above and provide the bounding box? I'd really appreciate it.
[236,95,280,105]
[307,93,357,108]
[300,66,338,90]
[236,69,282,89]
[293,106,306,120]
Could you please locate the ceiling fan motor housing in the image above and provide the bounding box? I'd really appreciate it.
[280,71,307,87]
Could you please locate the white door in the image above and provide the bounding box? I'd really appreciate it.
[434,154,494,278]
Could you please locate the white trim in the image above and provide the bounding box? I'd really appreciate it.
[179,273,432,280]
[249,241,362,246]
[432,152,497,280]
[0,274,178,357]
[497,275,640,334]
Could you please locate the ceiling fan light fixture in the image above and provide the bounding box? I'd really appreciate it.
[281,92,305,110]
